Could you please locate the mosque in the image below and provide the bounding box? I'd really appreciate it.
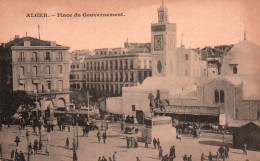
[106,2,260,127]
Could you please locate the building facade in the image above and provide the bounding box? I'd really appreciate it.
[11,36,70,109]
[70,46,152,95]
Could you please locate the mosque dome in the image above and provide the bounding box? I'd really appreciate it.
[221,40,260,76]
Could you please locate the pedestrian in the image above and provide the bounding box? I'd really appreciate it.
[19,151,25,161]
[15,149,19,161]
[68,125,71,132]
[188,154,192,161]
[109,157,112,161]
[14,136,20,146]
[97,130,101,143]
[162,154,169,161]
[39,140,43,150]
[112,151,117,161]
[102,156,107,161]
[219,146,224,158]
[193,130,198,139]
[242,143,247,155]
[183,154,188,161]
[172,145,176,159]
[102,132,107,144]
[25,129,30,146]
[144,137,149,148]
[136,156,141,161]
[224,145,229,158]
[126,137,130,149]
[0,144,2,157]
[45,143,50,156]
[11,150,15,161]
[33,139,38,154]
[66,137,69,149]
[28,143,33,154]
[159,146,163,159]
[201,153,205,161]
[208,152,212,161]
[157,138,160,149]
[98,157,102,161]
[153,137,157,149]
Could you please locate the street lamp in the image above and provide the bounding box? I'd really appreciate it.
[222,120,229,161]
[76,122,79,148]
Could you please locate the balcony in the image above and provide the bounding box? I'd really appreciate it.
[56,58,63,61]
[18,58,26,62]
[31,58,39,62]
[44,58,51,61]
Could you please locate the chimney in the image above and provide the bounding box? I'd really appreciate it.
[15,35,19,39]
[50,41,56,46]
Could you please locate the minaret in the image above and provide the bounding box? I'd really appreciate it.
[151,0,177,77]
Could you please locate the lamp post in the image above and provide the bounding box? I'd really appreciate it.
[76,121,79,148]
[222,120,229,161]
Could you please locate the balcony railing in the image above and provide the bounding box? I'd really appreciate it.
[18,58,26,62]
[31,58,39,62]
[44,58,51,61]
[56,58,63,61]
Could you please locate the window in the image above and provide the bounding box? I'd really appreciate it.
[214,90,219,103]
[58,65,62,74]
[106,61,108,69]
[58,80,63,90]
[185,69,189,76]
[57,52,63,61]
[18,52,25,62]
[77,84,80,89]
[125,60,128,69]
[47,81,51,89]
[46,66,50,74]
[233,66,237,74]
[220,90,225,103]
[115,60,118,69]
[45,52,50,61]
[84,74,86,79]
[110,61,113,69]
[32,52,38,62]
[125,72,128,82]
[77,64,79,68]
[185,54,189,60]
[120,61,123,69]
[33,66,38,75]
[144,60,147,69]
[130,60,134,69]
[87,63,89,70]
[73,65,75,68]
[70,75,74,79]
[20,66,24,75]
[130,72,134,82]
[132,105,136,111]
[110,73,113,81]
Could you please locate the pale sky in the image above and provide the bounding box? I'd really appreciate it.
[0,0,259,51]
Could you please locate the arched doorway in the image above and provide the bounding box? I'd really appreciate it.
[57,97,66,108]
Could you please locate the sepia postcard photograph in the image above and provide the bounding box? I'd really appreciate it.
[0,0,260,160]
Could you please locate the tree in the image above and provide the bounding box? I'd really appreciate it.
[0,89,35,117]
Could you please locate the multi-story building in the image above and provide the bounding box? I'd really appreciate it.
[69,45,152,95]
[200,45,233,76]
[10,36,70,109]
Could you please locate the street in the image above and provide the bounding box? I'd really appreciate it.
[1,122,260,161]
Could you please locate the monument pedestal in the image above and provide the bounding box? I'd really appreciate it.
[141,116,176,143]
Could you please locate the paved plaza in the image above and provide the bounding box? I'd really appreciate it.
[1,122,260,161]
